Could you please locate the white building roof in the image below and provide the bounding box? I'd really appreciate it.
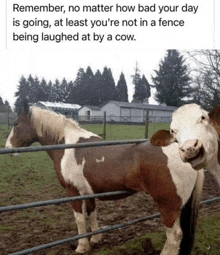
[38,101,81,110]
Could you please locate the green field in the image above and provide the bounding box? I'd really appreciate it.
[81,122,170,140]
[0,123,220,254]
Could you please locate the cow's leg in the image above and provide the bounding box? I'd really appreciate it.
[160,217,182,255]
[86,199,103,244]
[67,188,90,253]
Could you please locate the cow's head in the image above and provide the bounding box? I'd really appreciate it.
[151,104,220,170]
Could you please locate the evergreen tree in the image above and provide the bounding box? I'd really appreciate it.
[132,62,151,103]
[152,50,192,106]
[59,78,69,102]
[0,98,11,112]
[102,67,116,103]
[66,81,75,103]
[132,62,142,102]
[0,97,4,106]
[47,80,55,102]
[15,76,30,113]
[31,76,41,103]
[115,72,128,102]
[53,79,62,102]
[92,70,104,105]
[4,100,12,112]
[82,66,95,105]
[39,78,49,101]
[72,68,85,105]
[133,75,151,103]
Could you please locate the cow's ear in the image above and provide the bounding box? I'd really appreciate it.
[209,106,220,125]
[150,130,175,147]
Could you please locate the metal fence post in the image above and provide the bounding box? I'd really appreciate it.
[103,112,106,140]
[145,111,149,138]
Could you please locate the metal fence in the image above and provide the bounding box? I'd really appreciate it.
[1,140,220,255]
[77,115,172,124]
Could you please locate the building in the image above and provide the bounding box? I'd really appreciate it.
[78,101,177,123]
[78,105,102,121]
[35,101,81,116]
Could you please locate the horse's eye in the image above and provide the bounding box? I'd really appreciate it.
[170,129,176,134]
[201,116,206,120]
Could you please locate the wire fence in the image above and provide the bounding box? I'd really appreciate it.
[1,140,220,255]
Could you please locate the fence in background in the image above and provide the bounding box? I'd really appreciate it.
[0,111,171,139]
[0,112,17,128]
[1,141,220,255]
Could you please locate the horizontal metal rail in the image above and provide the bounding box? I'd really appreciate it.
[0,139,148,155]
[1,191,220,213]
[0,191,132,212]
[7,213,161,255]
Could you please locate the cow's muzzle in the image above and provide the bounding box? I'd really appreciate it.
[179,139,206,169]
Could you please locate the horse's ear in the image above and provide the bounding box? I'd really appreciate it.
[22,100,29,115]
[150,129,175,147]
[209,106,220,125]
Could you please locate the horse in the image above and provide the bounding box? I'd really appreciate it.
[6,101,204,255]
[151,103,220,188]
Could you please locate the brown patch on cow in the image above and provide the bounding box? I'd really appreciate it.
[150,130,175,147]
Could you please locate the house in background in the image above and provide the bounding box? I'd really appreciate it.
[35,101,81,117]
[78,101,177,123]
[78,105,102,121]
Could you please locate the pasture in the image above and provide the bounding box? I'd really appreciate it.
[0,123,220,254]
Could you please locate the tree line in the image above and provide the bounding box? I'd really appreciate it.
[0,97,11,112]
[14,67,129,113]
[8,49,220,113]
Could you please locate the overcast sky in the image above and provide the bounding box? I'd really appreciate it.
[0,49,167,107]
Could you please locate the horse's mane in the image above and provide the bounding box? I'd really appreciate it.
[31,107,81,141]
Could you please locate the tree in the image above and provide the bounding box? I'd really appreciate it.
[0,98,12,112]
[188,50,220,110]
[132,62,141,102]
[14,76,30,113]
[101,67,116,103]
[59,78,70,102]
[115,72,128,102]
[133,75,151,103]
[132,62,151,103]
[89,70,103,106]
[152,50,192,106]
[53,79,62,102]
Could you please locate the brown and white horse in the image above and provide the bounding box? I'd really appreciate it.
[6,101,204,255]
[151,103,220,187]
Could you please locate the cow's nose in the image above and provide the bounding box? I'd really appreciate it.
[179,139,202,159]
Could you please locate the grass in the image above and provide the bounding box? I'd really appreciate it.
[82,122,170,140]
[1,122,220,254]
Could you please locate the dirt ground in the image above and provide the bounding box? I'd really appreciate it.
[1,171,220,255]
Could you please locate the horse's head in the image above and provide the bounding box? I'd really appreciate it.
[151,104,220,170]
[5,101,37,156]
